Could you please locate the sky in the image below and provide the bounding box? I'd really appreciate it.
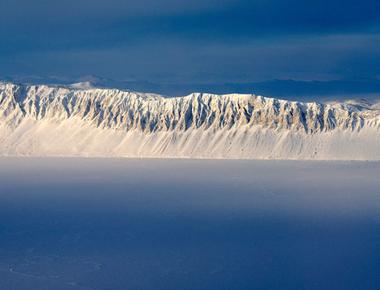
[0,0,380,98]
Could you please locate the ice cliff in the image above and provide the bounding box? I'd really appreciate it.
[0,82,379,159]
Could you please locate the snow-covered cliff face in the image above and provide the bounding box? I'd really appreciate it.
[0,82,379,159]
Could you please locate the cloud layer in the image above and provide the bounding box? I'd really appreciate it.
[1,0,379,97]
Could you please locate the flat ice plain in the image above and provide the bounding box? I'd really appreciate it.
[0,158,380,290]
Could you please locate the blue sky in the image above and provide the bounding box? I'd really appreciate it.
[0,0,379,97]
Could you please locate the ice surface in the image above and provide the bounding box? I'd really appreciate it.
[0,158,379,289]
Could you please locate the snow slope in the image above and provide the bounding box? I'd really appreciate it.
[0,82,379,159]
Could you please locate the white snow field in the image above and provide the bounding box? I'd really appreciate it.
[0,158,380,290]
[0,82,379,159]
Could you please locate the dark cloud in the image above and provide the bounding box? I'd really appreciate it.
[0,0,379,97]
[3,33,379,82]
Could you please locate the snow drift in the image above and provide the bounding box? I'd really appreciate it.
[0,82,379,160]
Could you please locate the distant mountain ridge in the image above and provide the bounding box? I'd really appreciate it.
[3,76,380,100]
[0,82,379,159]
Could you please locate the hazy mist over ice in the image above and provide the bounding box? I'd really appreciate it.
[0,158,380,289]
